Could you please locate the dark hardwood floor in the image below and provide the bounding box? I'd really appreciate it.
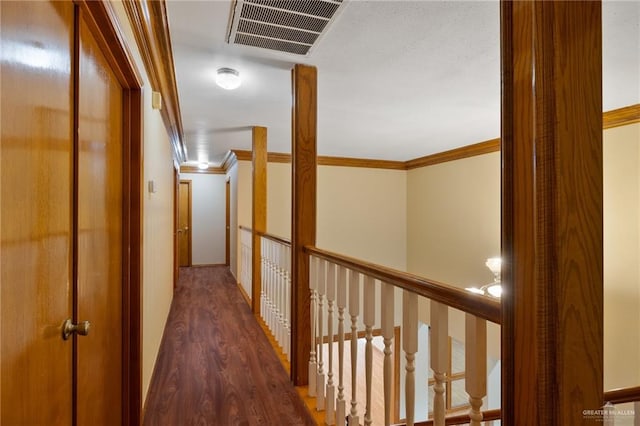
[143,266,315,426]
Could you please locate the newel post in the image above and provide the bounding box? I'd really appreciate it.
[290,64,317,385]
[501,1,603,424]
[252,126,267,314]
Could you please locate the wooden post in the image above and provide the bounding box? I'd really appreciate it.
[291,64,317,385]
[252,126,267,314]
[501,1,603,424]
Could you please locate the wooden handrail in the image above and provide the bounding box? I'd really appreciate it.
[304,246,501,324]
[257,231,291,247]
[238,226,291,247]
[392,409,502,426]
[604,385,640,404]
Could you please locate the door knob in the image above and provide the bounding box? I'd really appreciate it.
[62,319,91,340]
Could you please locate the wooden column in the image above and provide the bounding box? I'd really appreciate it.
[291,64,317,385]
[501,1,603,424]
[252,126,267,314]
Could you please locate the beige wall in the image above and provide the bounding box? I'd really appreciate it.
[111,2,176,403]
[406,152,501,288]
[267,162,291,239]
[265,163,408,271]
[318,166,407,270]
[603,122,640,390]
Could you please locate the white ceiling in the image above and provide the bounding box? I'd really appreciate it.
[166,0,640,166]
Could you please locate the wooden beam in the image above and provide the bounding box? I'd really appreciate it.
[252,126,267,314]
[291,64,317,386]
[501,1,603,424]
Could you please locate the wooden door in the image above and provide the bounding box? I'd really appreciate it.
[1,2,140,424]
[75,13,123,425]
[178,180,192,266]
[1,2,75,423]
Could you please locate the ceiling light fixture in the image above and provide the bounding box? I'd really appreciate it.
[216,67,241,90]
[465,257,502,298]
[198,162,209,170]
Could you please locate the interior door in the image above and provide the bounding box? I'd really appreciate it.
[178,180,192,266]
[75,13,124,425]
[1,2,75,424]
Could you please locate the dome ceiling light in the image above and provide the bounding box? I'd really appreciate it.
[216,67,241,90]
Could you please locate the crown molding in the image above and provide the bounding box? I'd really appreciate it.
[122,0,186,163]
[318,156,406,169]
[603,104,640,129]
[405,138,501,170]
[221,150,238,170]
[232,150,252,162]
[230,150,405,170]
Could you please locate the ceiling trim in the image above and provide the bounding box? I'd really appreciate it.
[231,150,406,170]
[603,104,640,129]
[221,150,238,170]
[319,156,406,170]
[123,0,186,163]
[180,165,226,175]
[405,138,501,170]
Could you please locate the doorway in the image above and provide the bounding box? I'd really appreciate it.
[1,1,142,424]
[178,180,192,267]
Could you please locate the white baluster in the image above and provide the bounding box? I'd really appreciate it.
[348,269,360,426]
[603,404,614,426]
[316,258,326,410]
[285,244,291,360]
[363,276,376,426]
[278,244,287,352]
[267,240,274,328]
[309,256,318,398]
[465,314,487,426]
[403,291,418,426]
[269,240,275,331]
[276,243,284,348]
[634,400,640,426]
[336,265,347,423]
[260,237,266,317]
[325,262,336,425]
[381,283,395,426]
[430,301,448,426]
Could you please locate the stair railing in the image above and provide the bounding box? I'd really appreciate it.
[305,245,500,426]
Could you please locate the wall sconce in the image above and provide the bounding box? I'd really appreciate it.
[466,257,502,298]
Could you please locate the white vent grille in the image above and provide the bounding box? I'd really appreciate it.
[227,0,347,56]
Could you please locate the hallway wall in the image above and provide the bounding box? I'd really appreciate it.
[603,122,640,390]
[180,173,226,265]
[111,2,175,402]
[265,162,408,270]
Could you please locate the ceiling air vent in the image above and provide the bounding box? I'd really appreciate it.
[227,0,348,56]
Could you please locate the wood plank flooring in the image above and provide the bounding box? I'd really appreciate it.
[143,266,315,426]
